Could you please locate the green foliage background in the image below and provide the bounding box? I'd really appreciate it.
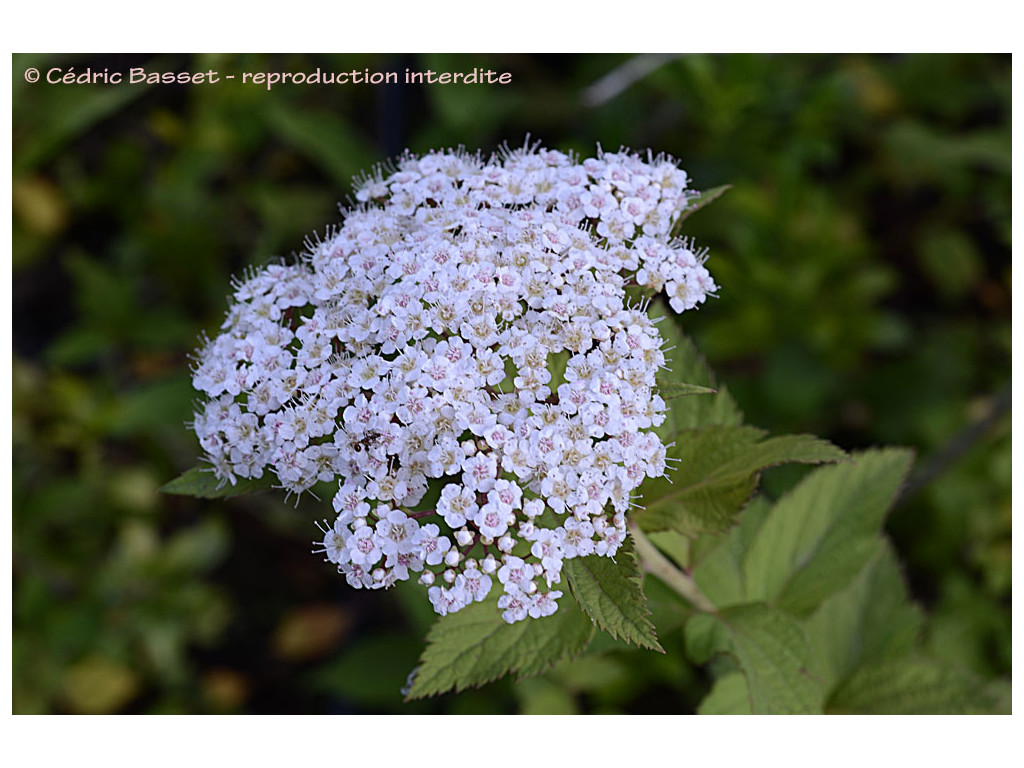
[12,53,1010,714]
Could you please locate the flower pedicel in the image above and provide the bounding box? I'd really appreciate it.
[189,142,717,623]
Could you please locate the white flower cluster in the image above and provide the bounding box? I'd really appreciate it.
[190,142,716,623]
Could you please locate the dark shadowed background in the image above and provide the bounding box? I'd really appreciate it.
[12,52,1010,713]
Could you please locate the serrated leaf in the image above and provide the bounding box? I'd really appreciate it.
[826,657,1010,715]
[656,379,717,399]
[405,592,594,699]
[635,426,847,538]
[650,304,742,435]
[160,466,277,499]
[697,672,752,715]
[674,184,732,228]
[563,536,663,652]
[803,541,924,689]
[686,603,824,714]
[743,449,914,616]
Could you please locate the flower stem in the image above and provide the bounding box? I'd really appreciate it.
[629,522,716,614]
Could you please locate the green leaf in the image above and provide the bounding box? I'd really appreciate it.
[826,657,1010,715]
[650,304,742,435]
[656,379,717,399]
[405,591,594,699]
[160,466,278,499]
[635,426,847,538]
[563,536,663,652]
[686,603,824,714]
[674,184,732,228]
[691,496,773,606]
[743,449,914,616]
[697,672,752,715]
[803,541,924,689]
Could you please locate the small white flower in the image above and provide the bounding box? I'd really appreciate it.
[416,523,451,567]
[527,590,563,619]
[497,556,535,595]
[474,502,512,539]
[348,526,382,568]
[498,593,529,624]
[462,566,493,603]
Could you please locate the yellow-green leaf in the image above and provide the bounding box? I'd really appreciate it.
[803,541,924,688]
[686,603,824,714]
[743,449,913,616]
[697,672,753,715]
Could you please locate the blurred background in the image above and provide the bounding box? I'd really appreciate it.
[12,52,1011,714]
